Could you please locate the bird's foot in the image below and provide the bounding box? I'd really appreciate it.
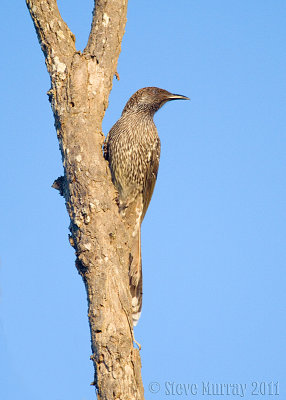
[133,337,141,351]
[132,330,141,350]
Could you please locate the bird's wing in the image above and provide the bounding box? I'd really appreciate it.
[142,137,161,220]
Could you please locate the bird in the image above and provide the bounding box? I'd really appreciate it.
[104,87,189,326]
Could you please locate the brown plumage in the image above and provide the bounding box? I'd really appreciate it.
[104,87,189,325]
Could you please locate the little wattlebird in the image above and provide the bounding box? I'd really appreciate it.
[104,87,189,326]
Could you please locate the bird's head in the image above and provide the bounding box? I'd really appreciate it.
[122,87,189,116]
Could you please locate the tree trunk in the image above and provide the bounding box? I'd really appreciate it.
[25,1,144,398]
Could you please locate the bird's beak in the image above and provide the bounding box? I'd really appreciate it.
[168,93,190,101]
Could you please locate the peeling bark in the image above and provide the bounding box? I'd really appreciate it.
[26,1,144,399]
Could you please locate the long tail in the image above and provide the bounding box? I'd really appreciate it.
[129,222,143,326]
[121,194,143,326]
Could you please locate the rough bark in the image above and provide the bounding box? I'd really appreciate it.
[26,1,144,399]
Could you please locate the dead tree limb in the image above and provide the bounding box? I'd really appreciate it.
[26,0,144,398]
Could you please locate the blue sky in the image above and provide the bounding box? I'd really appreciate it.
[1,1,285,399]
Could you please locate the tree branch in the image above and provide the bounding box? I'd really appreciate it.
[84,0,127,77]
[26,0,76,75]
[26,0,144,399]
